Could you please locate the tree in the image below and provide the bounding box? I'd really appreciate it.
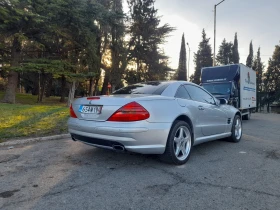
[101,0,127,94]
[193,29,213,84]
[252,47,264,112]
[176,33,187,80]
[232,32,240,63]
[0,0,44,103]
[246,41,254,68]
[34,0,105,102]
[0,0,118,103]
[0,0,176,103]
[216,38,233,65]
[109,0,127,91]
[263,44,280,111]
[126,0,174,83]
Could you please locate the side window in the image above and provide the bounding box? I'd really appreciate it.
[185,85,215,104]
[175,86,191,100]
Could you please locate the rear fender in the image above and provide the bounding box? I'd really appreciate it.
[168,114,194,145]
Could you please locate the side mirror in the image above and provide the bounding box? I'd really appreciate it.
[219,98,228,105]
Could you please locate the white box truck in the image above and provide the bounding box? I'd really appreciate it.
[201,64,256,120]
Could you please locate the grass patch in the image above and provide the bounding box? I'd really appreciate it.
[0,92,69,142]
[0,91,67,105]
[0,104,69,142]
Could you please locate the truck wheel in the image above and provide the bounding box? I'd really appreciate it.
[160,121,193,165]
[228,115,242,142]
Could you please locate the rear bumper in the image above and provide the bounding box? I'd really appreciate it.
[68,118,171,154]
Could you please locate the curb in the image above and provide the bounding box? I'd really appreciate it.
[0,133,71,147]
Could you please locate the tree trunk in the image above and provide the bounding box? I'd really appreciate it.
[37,72,41,103]
[45,76,53,97]
[93,32,103,96]
[101,70,110,95]
[32,85,39,95]
[60,75,67,103]
[39,86,45,102]
[67,81,76,107]
[89,77,94,96]
[2,37,21,103]
[94,78,99,96]
[267,102,270,113]
[39,72,47,103]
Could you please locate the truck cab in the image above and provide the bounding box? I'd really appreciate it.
[202,81,239,107]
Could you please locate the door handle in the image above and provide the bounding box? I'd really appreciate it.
[198,106,204,110]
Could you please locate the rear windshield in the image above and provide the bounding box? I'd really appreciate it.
[113,81,170,95]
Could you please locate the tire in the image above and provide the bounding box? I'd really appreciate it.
[160,120,193,165]
[228,115,242,143]
[243,110,251,120]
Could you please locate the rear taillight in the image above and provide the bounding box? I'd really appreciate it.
[107,102,150,122]
[70,104,77,118]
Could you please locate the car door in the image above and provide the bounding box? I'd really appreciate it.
[184,85,228,136]
[174,85,204,139]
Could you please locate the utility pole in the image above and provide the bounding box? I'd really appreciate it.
[213,0,225,66]
[187,43,190,81]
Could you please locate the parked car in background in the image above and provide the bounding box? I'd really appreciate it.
[68,81,242,165]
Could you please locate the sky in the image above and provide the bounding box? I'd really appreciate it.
[125,0,280,77]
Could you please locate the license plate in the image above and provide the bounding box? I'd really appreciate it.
[79,105,102,114]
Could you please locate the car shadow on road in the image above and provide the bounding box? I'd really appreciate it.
[65,138,232,166]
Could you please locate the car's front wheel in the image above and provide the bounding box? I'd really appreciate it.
[228,115,242,142]
[160,121,193,165]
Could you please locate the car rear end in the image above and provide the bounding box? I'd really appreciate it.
[68,82,174,154]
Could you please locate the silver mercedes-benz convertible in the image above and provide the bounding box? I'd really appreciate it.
[68,81,242,165]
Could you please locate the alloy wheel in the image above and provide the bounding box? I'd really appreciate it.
[173,126,192,161]
[235,118,242,139]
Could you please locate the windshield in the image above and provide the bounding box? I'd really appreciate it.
[202,83,232,95]
[112,81,170,95]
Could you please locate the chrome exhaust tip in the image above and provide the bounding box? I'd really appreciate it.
[112,145,125,152]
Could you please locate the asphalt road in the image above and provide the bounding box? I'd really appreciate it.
[1,113,280,210]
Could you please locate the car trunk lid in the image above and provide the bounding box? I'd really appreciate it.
[72,95,152,121]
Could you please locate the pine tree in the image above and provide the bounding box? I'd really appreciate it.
[193,29,213,84]
[263,44,280,111]
[246,41,254,68]
[216,38,233,65]
[0,0,118,102]
[177,33,187,80]
[101,0,127,94]
[127,0,174,83]
[252,47,264,112]
[0,0,44,103]
[232,32,240,63]
[109,0,127,91]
